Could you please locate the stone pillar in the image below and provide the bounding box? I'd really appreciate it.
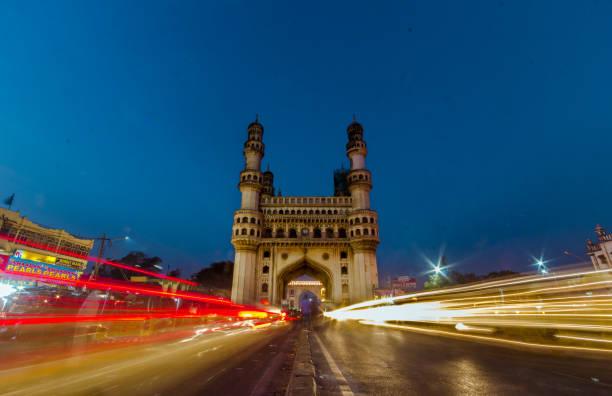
[231,248,257,304]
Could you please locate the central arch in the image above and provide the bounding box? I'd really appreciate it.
[276,259,332,307]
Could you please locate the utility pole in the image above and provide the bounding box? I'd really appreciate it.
[92,233,109,280]
[87,234,128,280]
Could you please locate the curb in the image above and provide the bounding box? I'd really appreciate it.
[285,327,317,396]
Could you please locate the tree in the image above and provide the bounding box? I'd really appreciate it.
[423,269,519,290]
[191,261,234,291]
[99,251,163,280]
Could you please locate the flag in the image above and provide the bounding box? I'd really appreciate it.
[3,193,14,208]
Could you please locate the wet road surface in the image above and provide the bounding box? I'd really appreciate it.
[0,322,297,396]
[311,320,612,395]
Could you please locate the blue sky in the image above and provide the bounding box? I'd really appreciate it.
[1,1,611,279]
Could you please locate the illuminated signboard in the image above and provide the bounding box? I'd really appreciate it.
[55,257,86,271]
[13,249,86,272]
[3,256,81,281]
[0,255,8,270]
[391,276,417,290]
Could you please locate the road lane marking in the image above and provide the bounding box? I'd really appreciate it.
[313,332,355,396]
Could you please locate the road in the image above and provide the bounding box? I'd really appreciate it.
[0,322,297,396]
[311,320,612,395]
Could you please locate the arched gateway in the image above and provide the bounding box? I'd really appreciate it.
[230,117,379,307]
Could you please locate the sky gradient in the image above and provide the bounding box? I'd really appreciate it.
[1,1,611,280]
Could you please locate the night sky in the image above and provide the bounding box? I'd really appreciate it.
[1,1,611,280]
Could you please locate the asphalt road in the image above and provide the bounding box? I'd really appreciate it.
[0,322,297,396]
[311,320,612,395]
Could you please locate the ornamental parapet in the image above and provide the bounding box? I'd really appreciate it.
[347,169,372,189]
[260,196,352,206]
[348,209,377,223]
[258,239,350,248]
[234,209,264,223]
[350,238,379,252]
[231,236,260,251]
[243,140,265,155]
[346,140,367,155]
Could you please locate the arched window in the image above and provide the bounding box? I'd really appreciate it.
[279,210,284,215]
[242,217,248,223]
[263,250,271,258]
[350,231,354,237]
[349,219,353,225]
[370,218,375,223]
[241,228,247,235]
[312,228,321,238]
[297,210,301,215]
[291,210,296,215]
[334,210,338,215]
[356,229,361,236]
[273,210,277,214]
[325,228,334,238]
[276,228,285,238]
[263,228,272,238]
[250,218,256,224]
[341,266,348,275]
[338,228,347,238]
[289,228,297,238]
[236,218,241,223]
[362,217,368,224]
[340,251,348,259]
[261,283,268,293]
[355,218,361,224]
[250,229,255,236]
[262,265,269,274]
[315,210,320,215]
[235,229,239,235]
[364,229,369,235]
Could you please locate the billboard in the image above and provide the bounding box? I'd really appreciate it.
[2,256,81,281]
[391,276,417,290]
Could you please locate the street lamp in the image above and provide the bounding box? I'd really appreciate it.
[534,258,549,275]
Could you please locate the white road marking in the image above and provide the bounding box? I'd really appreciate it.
[313,332,355,396]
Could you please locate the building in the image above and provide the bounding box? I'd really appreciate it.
[375,276,417,298]
[586,224,612,270]
[286,280,325,310]
[231,117,380,306]
[0,208,94,281]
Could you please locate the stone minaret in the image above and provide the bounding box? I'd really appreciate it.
[261,165,275,199]
[346,117,379,301]
[231,117,265,304]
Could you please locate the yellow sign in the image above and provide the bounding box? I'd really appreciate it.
[14,250,56,264]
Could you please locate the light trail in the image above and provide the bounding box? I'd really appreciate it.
[0,233,197,286]
[325,267,612,353]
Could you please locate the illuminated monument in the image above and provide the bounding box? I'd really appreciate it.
[230,117,379,306]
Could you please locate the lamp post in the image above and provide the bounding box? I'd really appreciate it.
[88,234,129,280]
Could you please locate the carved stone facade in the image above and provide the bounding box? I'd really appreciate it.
[230,117,379,306]
[587,224,612,270]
